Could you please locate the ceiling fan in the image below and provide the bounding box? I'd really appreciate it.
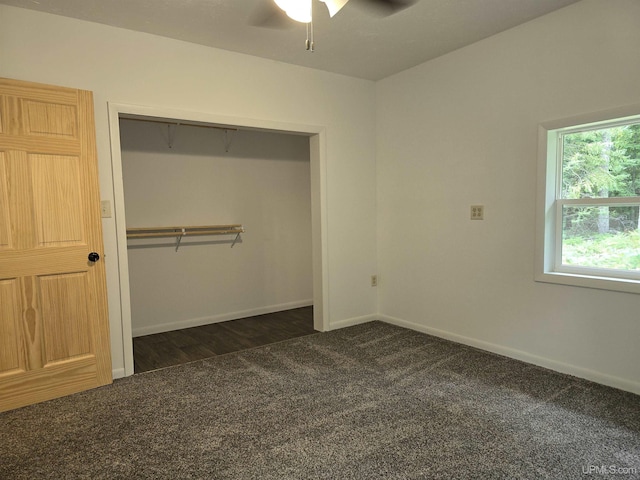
[254,0,416,51]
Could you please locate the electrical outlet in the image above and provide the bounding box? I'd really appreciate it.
[101,200,112,218]
[371,275,378,287]
[470,205,484,220]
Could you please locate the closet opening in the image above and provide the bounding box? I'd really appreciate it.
[109,105,328,377]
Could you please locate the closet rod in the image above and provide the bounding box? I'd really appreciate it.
[126,225,243,238]
[126,230,243,239]
[126,225,244,250]
[122,117,238,132]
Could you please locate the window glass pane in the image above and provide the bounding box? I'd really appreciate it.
[561,123,640,199]
[562,205,640,270]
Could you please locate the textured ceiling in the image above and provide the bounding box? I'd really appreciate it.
[0,0,583,80]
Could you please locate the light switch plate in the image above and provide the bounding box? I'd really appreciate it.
[101,200,112,218]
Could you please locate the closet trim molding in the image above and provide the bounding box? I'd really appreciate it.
[107,102,329,378]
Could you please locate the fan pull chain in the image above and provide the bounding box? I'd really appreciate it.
[306,3,314,51]
[306,22,314,51]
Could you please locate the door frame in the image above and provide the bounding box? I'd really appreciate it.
[107,102,329,377]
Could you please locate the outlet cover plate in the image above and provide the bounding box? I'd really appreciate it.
[471,205,484,220]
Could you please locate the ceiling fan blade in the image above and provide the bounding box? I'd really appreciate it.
[358,0,417,16]
[249,1,294,29]
[250,0,417,29]
[320,0,350,17]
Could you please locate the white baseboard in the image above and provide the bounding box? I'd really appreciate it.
[328,314,377,331]
[379,314,640,396]
[111,367,126,380]
[132,299,314,337]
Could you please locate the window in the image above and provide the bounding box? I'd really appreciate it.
[536,108,640,293]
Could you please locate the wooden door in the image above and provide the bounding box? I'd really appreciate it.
[0,78,111,412]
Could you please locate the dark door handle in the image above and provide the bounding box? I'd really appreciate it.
[88,252,100,262]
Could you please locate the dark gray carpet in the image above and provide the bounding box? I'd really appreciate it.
[1,321,639,479]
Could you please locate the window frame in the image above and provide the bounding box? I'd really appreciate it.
[535,105,640,295]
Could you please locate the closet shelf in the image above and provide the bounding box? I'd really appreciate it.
[126,225,244,250]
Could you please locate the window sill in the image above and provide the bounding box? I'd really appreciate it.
[535,271,640,295]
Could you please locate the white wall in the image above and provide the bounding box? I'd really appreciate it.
[376,0,640,393]
[0,5,378,377]
[2,1,637,393]
[120,120,313,336]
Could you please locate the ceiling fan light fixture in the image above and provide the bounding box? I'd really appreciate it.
[274,0,312,23]
[319,0,349,17]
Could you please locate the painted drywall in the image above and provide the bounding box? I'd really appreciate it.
[120,120,313,336]
[3,1,636,394]
[376,0,640,393]
[0,5,378,377]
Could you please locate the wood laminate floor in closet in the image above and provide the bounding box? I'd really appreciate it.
[133,306,315,373]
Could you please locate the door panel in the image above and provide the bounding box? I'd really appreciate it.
[5,150,35,250]
[19,275,44,371]
[40,273,91,363]
[0,153,10,248]
[0,279,22,374]
[0,77,111,412]
[31,155,83,246]
[23,100,78,139]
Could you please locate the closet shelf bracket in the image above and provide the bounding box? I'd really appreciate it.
[175,228,186,251]
[231,231,240,248]
[167,122,180,149]
[224,129,236,153]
